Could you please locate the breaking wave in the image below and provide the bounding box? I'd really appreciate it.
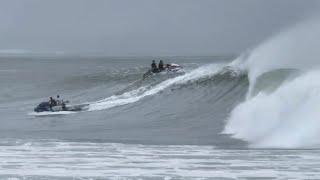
[224,18,320,148]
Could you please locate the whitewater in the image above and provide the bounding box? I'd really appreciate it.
[224,18,320,148]
[1,18,320,179]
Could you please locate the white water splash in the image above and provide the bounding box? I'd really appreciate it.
[225,17,320,148]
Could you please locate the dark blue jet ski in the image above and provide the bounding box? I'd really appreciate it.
[34,102,88,112]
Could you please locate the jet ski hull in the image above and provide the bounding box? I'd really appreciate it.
[143,63,184,79]
[34,102,88,112]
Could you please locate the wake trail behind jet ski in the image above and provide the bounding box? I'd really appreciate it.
[31,62,184,116]
[29,111,76,117]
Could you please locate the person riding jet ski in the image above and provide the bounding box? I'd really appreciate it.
[143,60,184,79]
[56,95,62,105]
[158,60,165,71]
[151,60,158,73]
[34,97,88,112]
[49,97,57,110]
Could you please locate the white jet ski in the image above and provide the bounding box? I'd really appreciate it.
[143,63,184,79]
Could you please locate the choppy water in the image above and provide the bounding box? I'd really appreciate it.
[0,139,320,180]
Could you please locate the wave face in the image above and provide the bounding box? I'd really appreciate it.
[224,18,320,148]
[0,56,248,147]
[89,63,228,111]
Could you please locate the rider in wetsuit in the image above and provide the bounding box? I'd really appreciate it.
[56,95,62,105]
[49,97,57,111]
[151,60,158,73]
[158,60,165,71]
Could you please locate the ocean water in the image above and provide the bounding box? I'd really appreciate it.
[2,19,320,179]
[0,55,319,180]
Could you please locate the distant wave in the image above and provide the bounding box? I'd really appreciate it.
[0,49,31,54]
[0,49,65,55]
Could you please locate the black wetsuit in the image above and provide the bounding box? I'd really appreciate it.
[61,102,67,111]
[49,99,57,110]
[158,61,165,71]
[151,62,158,73]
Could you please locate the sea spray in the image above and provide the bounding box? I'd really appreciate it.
[225,70,320,148]
[224,17,320,148]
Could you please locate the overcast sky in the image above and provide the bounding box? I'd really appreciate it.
[0,0,318,56]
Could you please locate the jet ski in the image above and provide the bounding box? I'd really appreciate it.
[143,63,184,79]
[165,63,184,73]
[34,101,88,112]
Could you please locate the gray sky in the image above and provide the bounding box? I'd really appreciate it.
[0,0,318,56]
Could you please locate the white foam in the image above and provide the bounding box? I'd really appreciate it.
[28,111,76,116]
[225,70,320,148]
